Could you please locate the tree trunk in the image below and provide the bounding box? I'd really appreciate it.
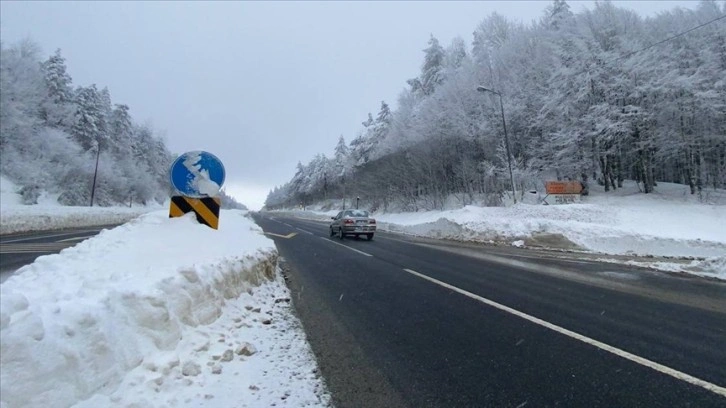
[600,155,610,192]
[685,148,696,195]
[645,149,655,193]
[638,148,653,194]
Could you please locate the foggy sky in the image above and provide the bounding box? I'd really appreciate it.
[0,1,700,210]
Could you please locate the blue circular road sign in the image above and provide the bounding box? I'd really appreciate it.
[170,151,226,198]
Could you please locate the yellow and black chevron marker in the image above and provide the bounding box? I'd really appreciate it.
[169,195,221,230]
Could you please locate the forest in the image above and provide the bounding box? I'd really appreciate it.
[265,1,726,211]
[0,41,244,209]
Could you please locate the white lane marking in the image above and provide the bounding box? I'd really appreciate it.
[296,227,314,235]
[0,248,69,253]
[0,242,73,254]
[2,230,99,243]
[321,238,373,257]
[0,243,72,248]
[401,268,726,397]
[283,223,293,228]
[263,232,297,239]
[57,236,87,243]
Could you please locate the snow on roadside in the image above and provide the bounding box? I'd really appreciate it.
[271,182,725,279]
[0,205,156,234]
[0,210,330,408]
[1,175,157,234]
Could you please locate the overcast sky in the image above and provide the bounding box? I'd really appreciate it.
[0,1,701,210]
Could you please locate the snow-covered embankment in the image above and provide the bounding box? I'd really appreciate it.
[0,210,329,408]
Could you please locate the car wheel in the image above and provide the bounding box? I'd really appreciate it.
[338,227,344,240]
[329,227,334,237]
[367,233,374,241]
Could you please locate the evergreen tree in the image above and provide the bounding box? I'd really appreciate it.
[544,0,573,30]
[421,34,445,95]
[41,49,73,104]
[72,84,109,151]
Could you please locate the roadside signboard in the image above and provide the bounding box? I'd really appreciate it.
[169,195,221,229]
[170,151,225,198]
[169,151,225,229]
[543,181,583,205]
[545,181,583,195]
[543,194,581,205]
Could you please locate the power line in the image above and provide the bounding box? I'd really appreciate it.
[615,14,726,62]
[547,13,726,82]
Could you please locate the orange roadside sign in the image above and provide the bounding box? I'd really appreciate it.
[545,181,583,195]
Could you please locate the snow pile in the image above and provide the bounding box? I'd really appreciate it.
[376,202,725,258]
[0,210,329,408]
[682,256,726,281]
[1,175,156,234]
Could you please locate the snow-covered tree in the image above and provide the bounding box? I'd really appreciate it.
[420,35,445,95]
[72,84,109,151]
[1,39,175,207]
[109,104,134,157]
[40,49,75,129]
[333,135,349,176]
[267,1,726,209]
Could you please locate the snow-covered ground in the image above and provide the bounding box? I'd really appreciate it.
[0,178,330,408]
[1,176,155,234]
[280,181,726,280]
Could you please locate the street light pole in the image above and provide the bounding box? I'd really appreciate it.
[477,86,517,204]
[90,142,101,207]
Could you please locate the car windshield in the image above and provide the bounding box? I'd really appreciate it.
[344,210,369,218]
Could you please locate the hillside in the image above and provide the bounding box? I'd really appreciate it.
[1,40,173,207]
[265,1,726,214]
[0,39,249,212]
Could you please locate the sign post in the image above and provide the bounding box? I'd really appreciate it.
[543,181,583,205]
[169,151,226,229]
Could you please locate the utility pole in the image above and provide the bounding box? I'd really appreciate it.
[477,86,517,204]
[90,142,101,207]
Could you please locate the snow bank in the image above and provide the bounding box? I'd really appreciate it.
[0,205,155,235]
[0,210,329,408]
[376,203,725,258]
[1,175,157,234]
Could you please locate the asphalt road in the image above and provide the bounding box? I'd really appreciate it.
[0,225,118,283]
[253,213,726,408]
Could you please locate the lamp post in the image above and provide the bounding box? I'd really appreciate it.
[342,170,346,210]
[356,196,360,209]
[477,86,517,204]
[90,142,101,207]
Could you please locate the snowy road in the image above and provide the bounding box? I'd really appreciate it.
[254,213,726,407]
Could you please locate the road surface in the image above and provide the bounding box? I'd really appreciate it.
[253,212,726,408]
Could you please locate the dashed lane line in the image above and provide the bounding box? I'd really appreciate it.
[402,267,726,398]
[321,238,373,257]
